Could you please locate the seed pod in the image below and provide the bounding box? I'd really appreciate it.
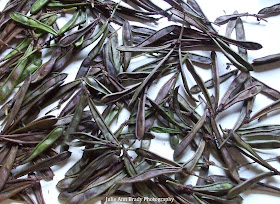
[31,0,50,14]
[22,127,64,164]
[10,12,58,35]
[227,172,275,198]
[57,10,80,35]
[122,20,132,71]
[258,3,280,16]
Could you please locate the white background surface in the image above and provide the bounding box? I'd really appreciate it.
[1,0,280,203]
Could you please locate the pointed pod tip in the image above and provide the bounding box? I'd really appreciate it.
[173,150,181,160]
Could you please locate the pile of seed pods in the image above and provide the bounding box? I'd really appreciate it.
[0,0,280,203]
